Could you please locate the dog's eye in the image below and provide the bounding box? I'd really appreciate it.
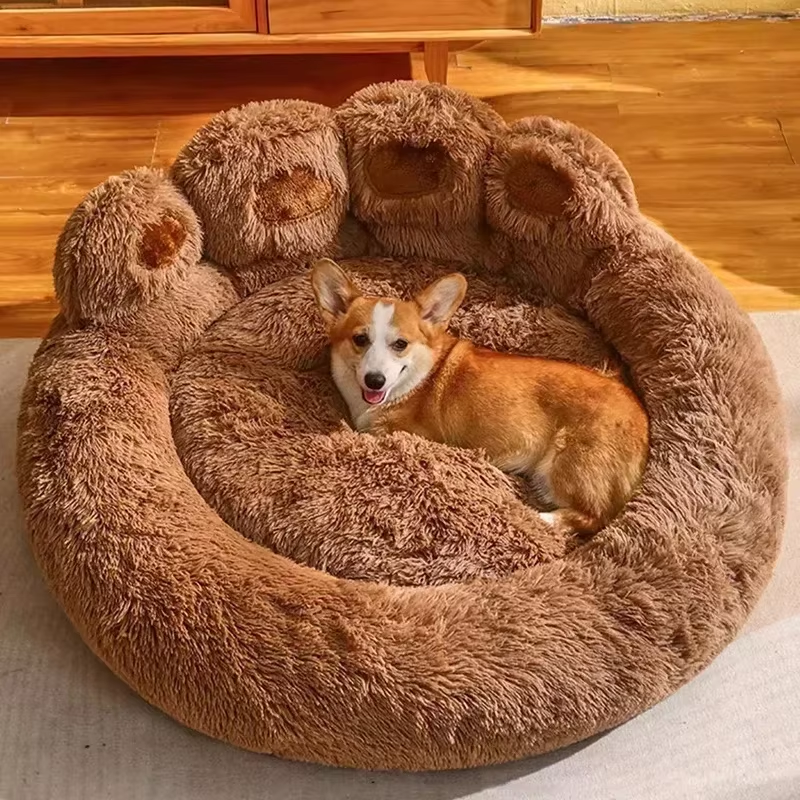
[352,333,369,347]
[392,339,408,353]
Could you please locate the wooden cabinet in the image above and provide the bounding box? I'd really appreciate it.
[0,0,541,84]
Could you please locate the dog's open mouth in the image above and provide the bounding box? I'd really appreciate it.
[362,389,387,405]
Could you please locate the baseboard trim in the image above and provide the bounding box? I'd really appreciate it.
[545,10,800,24]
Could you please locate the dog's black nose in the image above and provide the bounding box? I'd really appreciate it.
[364,372,386,390]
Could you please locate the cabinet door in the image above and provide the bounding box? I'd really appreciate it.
[0,0,256,36]
[268,0,532,35]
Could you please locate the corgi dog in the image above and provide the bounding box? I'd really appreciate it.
[311,258,649,534]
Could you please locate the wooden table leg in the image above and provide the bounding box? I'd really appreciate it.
[423,41,449,84]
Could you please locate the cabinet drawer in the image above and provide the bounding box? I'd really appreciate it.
[268,0,532,35]
[0,0,256,36]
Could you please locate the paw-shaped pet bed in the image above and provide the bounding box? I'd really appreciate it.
[17,82,786,771]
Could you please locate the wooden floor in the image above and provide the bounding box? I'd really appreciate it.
[1,20,799,336]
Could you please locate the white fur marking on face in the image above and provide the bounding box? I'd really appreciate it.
[359,302,405,390]
[371,302,395,349]
[539,512,557,526]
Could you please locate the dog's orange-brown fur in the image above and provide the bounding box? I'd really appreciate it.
[381,345,648,534]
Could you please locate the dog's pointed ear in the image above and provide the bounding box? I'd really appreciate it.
[415,273,467,327]
[311,258,360,323]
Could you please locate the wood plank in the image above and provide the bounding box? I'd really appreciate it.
[611,60,800,116]
[456,54,615,99]
[594,115,791,166]
[504,19,800,65]
[0,176,99,212]
[267,0,531,35]
[152,117,210,168]
[0,210,63,283]
[477,110,792,167]
[645,201,800,300]
[454,57,621,125]
[629,163,800,205]
[0,179,94,326]
[0,299,58,337]
[0,117,158,177]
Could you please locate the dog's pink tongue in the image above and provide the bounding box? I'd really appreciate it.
[362,389,386,405]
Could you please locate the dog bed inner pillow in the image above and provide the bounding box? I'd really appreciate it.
[170,258,622,585]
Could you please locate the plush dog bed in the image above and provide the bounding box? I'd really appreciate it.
[17,82,786,771]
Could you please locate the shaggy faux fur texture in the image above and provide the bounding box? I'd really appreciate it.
[54,167,207,327]
[17,81,786,772]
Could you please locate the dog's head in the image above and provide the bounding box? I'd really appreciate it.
[311,259,466,407]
